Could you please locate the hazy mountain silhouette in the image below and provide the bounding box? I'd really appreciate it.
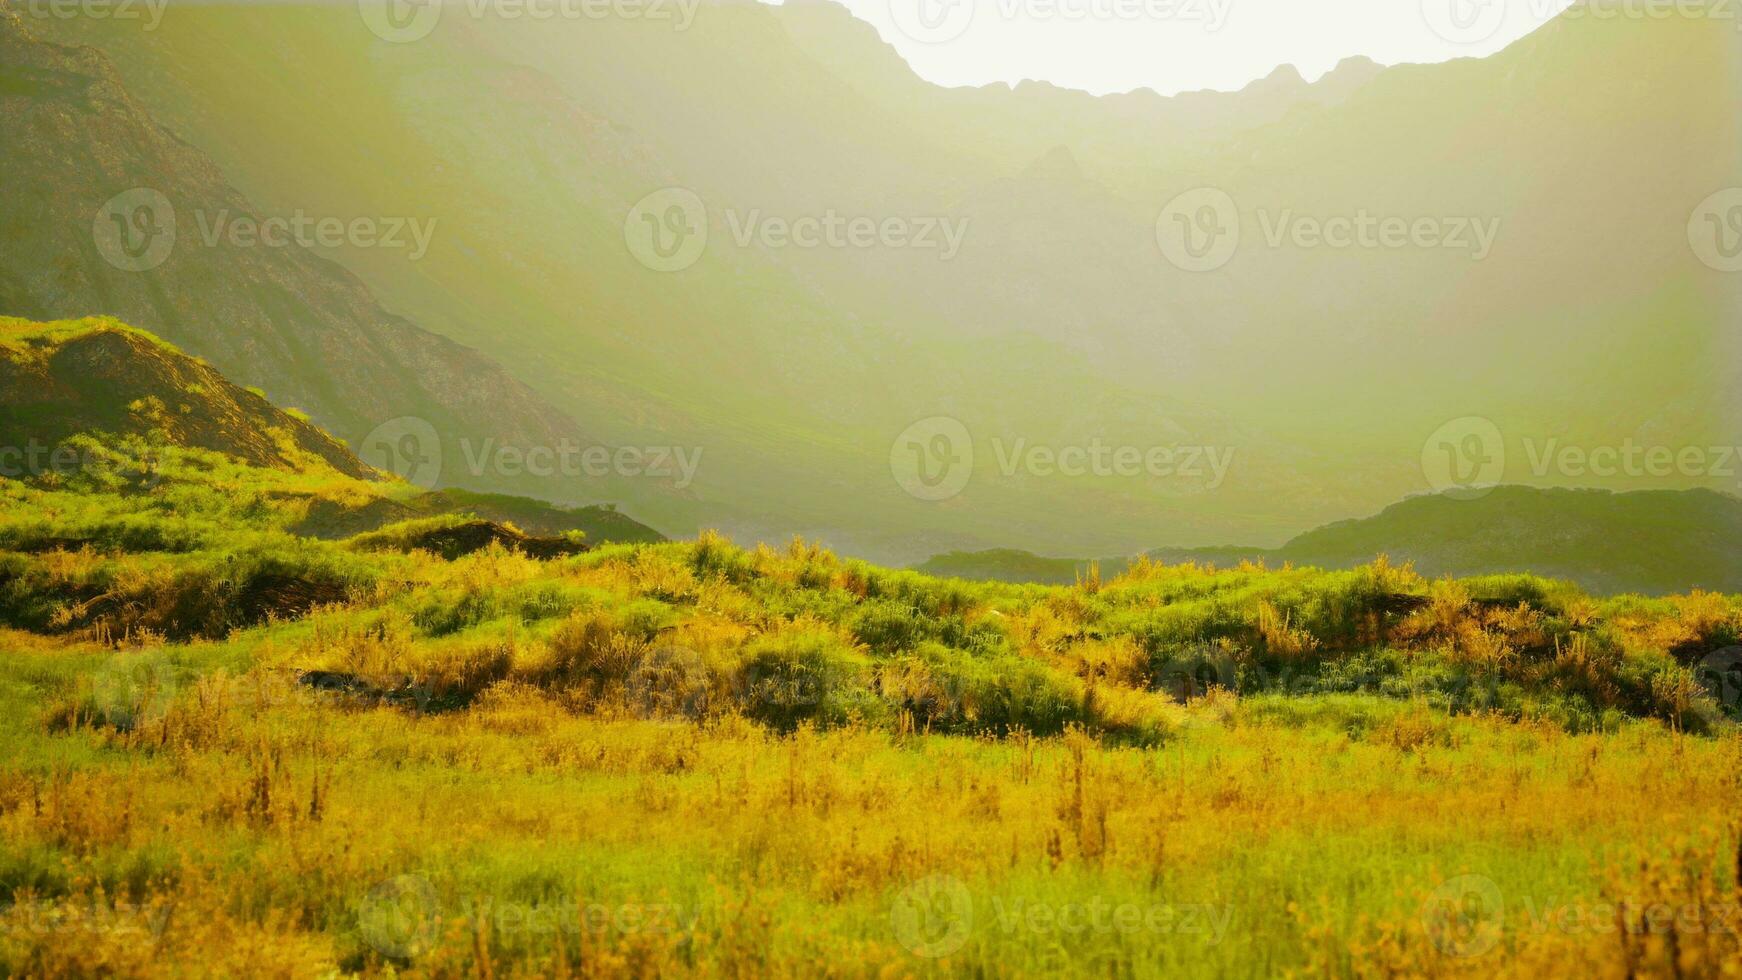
[19,0,1741,561]
[921,487,1742,596]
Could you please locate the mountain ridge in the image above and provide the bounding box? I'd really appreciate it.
[0,315,381,479]
[0,6,585,480]
[15,1,1739,561]
[918,486,1742,597]
[0,315,668,546]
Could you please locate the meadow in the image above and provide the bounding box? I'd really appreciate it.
[1,435,1739,977]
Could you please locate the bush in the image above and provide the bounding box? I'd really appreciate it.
[737,629,876,730]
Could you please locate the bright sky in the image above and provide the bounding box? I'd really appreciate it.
[785,0,1576,95]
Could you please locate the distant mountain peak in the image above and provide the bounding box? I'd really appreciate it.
[1023,144,1084,181]
[1312,55,1385,102]
[1252,63,1307,90]
[0,316,380,479]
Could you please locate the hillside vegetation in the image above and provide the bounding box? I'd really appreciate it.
[0,321,1739,975]
[0,9,584,474]
[2,425,1737,736]
[924,487,1742,597]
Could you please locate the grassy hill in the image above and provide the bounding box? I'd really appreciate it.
[0,327,1739,974]
[0,317,664,549]
[0,316,379,479]
[0,319,1731,729]
[1252,486,1742,595]
[0,9,595,501]
[920,487,1742,596]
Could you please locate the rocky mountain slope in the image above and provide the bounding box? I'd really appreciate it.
[0,316,666,545]
[0,316,378,478]
[0,8,579,478]
[15,1,1741,561]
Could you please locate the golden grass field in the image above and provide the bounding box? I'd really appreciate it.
[1,523,1739,977]
[0,388,1736,976]
[1,644,1739,978]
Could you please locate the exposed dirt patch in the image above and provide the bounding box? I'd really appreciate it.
[397,520,589,561]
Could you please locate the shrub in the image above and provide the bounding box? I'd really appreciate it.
[737,629,876,730]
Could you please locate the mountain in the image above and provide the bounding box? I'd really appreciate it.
[920,487,1742,596]
[17,1,1741,562]
[1220,487,1742,597]
[0,8,586,493]
[0,315,378,479]
[0,316,665,546]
